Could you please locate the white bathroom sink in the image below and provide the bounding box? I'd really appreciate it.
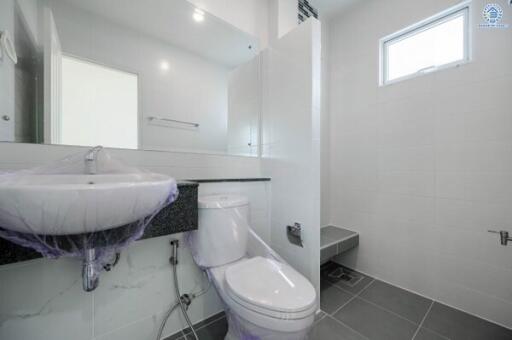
[0,173,175,235]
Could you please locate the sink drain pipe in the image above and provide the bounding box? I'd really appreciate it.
[156,239,210,340]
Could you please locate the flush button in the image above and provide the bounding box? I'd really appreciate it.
[2,115,10,121]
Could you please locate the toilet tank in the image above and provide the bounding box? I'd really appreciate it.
[189,194,250,268]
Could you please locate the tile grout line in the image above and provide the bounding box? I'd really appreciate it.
[324,273,431,340]
[321,276,372,340]
[330,278,375,316]
[354,294,426,326]
[420,322,453,340]
[327,292,358,316]
[327,277,443,333]
[327,273,436,327]
[420,326,452,340]
[411,300,434,340]
[314,311,328,325]
[325,268,512,339]
[334,263,512,331]
[327,315,371,340]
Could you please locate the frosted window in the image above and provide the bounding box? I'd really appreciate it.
[61,56,138,149]
[382,6,469,84]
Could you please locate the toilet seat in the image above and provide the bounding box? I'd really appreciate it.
[224,257,317,320]
[209,256,317,333]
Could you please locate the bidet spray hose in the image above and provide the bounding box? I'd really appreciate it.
[156,301,180,340]
[174,263,199,340]
[156,239,200,340]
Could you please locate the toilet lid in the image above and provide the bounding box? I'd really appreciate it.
[224,257,316,314]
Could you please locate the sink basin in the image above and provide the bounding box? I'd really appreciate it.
[0,173,176,235]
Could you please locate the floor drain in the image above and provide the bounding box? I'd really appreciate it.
[327,267,364,288]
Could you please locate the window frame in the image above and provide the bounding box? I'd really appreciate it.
[379,1,471,86]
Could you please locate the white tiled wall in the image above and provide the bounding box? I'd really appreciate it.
[320,18,330,227]
[327,0,512,329]
[0,235,222,340]
[0,142,268,340]
[261,19,322,301]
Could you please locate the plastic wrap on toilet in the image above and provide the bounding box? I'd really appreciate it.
[0,147,178,280]
[186,207,314,340]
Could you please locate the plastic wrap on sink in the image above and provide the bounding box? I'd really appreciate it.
[0,147,178,275]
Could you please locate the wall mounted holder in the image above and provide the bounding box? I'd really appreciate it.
[287,222,304,247]
[488,230,512,246]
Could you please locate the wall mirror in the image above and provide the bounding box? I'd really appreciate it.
[0,0,261,156]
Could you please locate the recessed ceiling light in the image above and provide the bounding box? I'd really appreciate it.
[160,61,170,71]
[193,8,205,22]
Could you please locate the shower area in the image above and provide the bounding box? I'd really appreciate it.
[316,0,512,338]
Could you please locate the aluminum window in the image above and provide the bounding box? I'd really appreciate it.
[380,2,470,85]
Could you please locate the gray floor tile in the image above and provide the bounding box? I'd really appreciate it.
[359,280,432,323]
[333,297,418,340]
[184,316,227,340]
[309,315,368,340]
[422,302,512,340]
[413,327,449,340]
[321,281,354,314]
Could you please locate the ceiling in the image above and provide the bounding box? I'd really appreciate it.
[309,0,361,18]
[56,0,259,68]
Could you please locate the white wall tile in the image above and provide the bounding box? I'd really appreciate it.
[261,19,322,304]
[0,258,93,340]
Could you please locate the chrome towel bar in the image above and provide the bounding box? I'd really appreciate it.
[147,116,199,128]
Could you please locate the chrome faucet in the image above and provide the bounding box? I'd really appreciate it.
[84,146,103,175]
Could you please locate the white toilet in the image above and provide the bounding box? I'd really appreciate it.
[188,194,317,340]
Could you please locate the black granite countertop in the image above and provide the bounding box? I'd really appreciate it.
[176,180,200,186]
